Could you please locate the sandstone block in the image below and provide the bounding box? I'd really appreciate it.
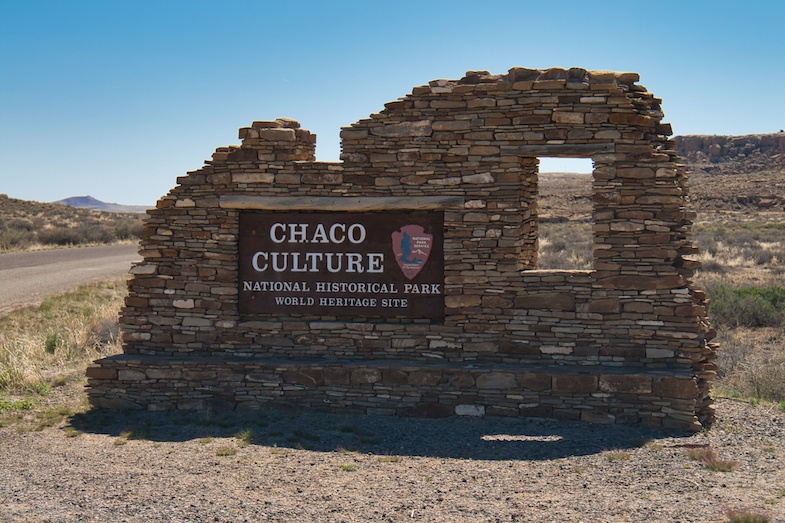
[515,293,575,311]
[408,371,441,386]
[599,375,653,394]
[173,299,195,309]
[86,366,117,379]
[552,375,597,394]
[232,173,274,184]
[351,368,381,384]
[339,129,368,139]
[246,372,282,384]
[118,370,147,381]
[259,128,296,141]
[445,295,482,308]
[146,368,182,379]
[586,298,620,313]
[448,373,475,388]
[455,404,486,417]
[432,120,471,131]
[382,369,408,385]
[323,367,350,385]
[552,112,584,124]
[522,373,551,391]
[369,121,432,137]
[654,377,698,399]
[475,372,516,389]
[301,172,342,184]
[462,172,494,184]
[468,146,500,156]
[284,370,323,387]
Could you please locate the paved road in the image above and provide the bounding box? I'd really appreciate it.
[0,244,141,315]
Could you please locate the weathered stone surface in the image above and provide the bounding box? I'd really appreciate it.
[91,67,713,432]
[552,375,598,394]
[432,120,471,131]
[654,377,698,398]
[146,368,182,379]
[514,293,575,310]
[445,295,482,308]
[86,366,117,379]
[258,128,296,141]
[117,370,146,381]
[522,373,551,391]
[284,370,323,387]
[323,367,350,385]
[370,121,432,137]
[455,404,486,417]
[475,372,516,389]
[351,368,381,384]
[599,375,653,394]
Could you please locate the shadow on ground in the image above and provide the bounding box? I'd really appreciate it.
[68,406,686,461]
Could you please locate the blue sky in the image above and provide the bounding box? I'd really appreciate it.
[1,0,783,205]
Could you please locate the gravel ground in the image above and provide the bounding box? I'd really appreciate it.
[1,396,783,523]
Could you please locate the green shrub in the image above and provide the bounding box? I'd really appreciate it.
[44,334,61,355]
[0,397,35,413]
[706,284,785,328]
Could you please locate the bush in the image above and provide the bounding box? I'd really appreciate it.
[714,328,785,402]
[706,284,785,328]
[0,226,32,250]
[37,227,83,246]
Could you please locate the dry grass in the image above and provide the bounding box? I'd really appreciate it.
[724,508,772,523]
[694,222,785,287]
[537,222,592,270]
[0,194,143,252]
[685,447,737,472]
[0,279,126,394]
[712,328,785,402]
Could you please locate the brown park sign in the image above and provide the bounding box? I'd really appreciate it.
[238,211,444,319]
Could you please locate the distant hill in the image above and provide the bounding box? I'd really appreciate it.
[53,196,150,214]
[0,194,144,251]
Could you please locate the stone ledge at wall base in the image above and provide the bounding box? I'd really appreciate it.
[87,354,708,432]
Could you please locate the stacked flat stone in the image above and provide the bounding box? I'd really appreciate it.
[88,67,716,431]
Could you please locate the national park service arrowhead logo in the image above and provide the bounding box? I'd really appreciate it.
[392,225,433,280]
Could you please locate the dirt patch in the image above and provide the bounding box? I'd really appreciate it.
[1,386,783,522]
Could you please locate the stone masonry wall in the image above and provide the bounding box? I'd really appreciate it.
[88,67,717,431]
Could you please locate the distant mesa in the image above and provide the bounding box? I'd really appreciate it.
[53,196,150,213]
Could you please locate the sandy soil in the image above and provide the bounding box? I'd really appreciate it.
[1,392,783,523]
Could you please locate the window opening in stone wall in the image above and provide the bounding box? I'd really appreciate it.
[537,157,594,270]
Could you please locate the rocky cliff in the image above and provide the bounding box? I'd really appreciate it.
[674,133,785,215]
[675,133,785,164]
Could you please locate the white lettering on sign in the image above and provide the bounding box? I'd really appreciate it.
[242,281,312,292]
[269,223,367,244]
[251,252,384,274]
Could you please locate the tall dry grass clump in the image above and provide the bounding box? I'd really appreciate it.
[0,279,126,392]
[712,328,785,401]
